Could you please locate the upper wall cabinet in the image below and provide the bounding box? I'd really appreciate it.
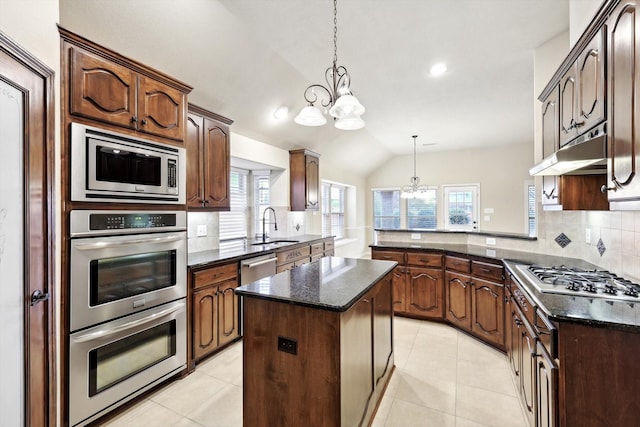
[61,27,191,144]
[604,0,640,209]
[186,104,233,211]
[559,28,607,147]
[541,87,561,206]
[289,149,320,211]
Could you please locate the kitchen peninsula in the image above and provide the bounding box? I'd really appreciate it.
[235,257,397,427]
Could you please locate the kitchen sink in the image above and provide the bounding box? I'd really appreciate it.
[250,239,299,246]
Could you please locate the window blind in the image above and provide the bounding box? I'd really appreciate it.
[219,169,248,241]
[373,189,400,229]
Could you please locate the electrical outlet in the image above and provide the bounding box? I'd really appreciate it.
[484,215,491,222]
[486,237,496,246]
[486,249,497,257]
[585,228,591,244]
[196,224,207,237]
[411,233,421,240]
[277,336,297,355]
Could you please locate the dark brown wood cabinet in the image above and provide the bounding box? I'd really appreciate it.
[559,64,579,146]
[445,256,505,349]
[541,88,561,207]
[606,0,640,208]
[190,262,240,368]
[275,238,334,273]
[64,31,190,143]
[186,104,232,210]
[371,249,444,320]
[536,341,558,427]
[289,149,320,211]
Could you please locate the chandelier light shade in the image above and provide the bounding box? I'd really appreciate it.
[401,135,430,198]
[294,0,365,130]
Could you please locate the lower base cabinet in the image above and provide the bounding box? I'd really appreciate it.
[189,262,240,369]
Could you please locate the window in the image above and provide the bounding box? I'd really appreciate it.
[407,189,437,229]
[322,182,345,238]
[526,182,536,236]
[219,169,248,249]
[442,185,479,230]
[254,172,271,238]
[373,189,400,229]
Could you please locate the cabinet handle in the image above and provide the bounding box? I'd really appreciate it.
[601,184,617,193]
[141,119,148,125]
[480,268,492,273]
[131,116,137,123]
[573,120,585,128]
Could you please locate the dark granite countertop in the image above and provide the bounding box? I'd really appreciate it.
[371,241,640,331]
[235,257,397,312]
[188,234,332,268]
[374,229,537,241]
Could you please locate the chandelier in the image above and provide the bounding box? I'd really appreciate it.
[401,135,430,199]
[294,0,365,130]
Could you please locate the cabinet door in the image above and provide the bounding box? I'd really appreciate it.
[559,63,578,146]
[471,277,504,348]
[505,287,521,377]
[69,47,137,129]
[520,310,537,426]
[578,28,606,132]
[305,154,320,210]
[541,88,561,206]
[186,113,205,208]
[606,1,640,202]
[341,297,373,427]
[137,75,186,141]
[193,286,218,360]
[202,118,230,209]
[406,267,443,320]
[536,342,558,427]
[391,266,407,313]
[217,279,239,347]
[444,271,472,330]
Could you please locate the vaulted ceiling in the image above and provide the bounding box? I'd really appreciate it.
[59,0,569,176]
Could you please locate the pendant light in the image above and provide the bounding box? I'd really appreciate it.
[401,135,429,198]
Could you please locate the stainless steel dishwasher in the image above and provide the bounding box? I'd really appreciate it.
[240,253,277,285]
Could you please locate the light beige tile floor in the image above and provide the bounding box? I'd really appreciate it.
[100,317,527,427]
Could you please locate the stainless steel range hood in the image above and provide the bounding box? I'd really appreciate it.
[529,124,607,176]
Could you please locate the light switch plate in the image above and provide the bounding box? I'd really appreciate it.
[585,228,591,244]
[197,224,207,237]
[486,237,496,245]
[411,233,421,240]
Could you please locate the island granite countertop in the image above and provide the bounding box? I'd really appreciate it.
[371,241,640,331]
[235,256,397,312]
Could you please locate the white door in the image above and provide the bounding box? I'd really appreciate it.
[0,76,25,427]
[443,185,479,231]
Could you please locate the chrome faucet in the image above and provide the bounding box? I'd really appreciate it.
[262,207,278,243]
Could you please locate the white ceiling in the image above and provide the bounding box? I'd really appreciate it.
[59,0,569,176]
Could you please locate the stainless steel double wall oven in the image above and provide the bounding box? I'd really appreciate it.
[68,124,188,426]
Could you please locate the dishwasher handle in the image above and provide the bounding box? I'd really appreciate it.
[242,257,276,269]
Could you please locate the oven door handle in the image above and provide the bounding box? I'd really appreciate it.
[73,234,184,250]
[71,303,184,343]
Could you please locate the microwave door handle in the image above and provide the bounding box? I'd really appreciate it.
[71,303,185,343]
[73,234,184,250]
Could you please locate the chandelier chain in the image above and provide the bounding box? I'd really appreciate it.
[333,0,338,66]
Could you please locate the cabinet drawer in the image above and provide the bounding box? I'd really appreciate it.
[277,245,311,265]
[471,261,504,282]
[445,256,470,273]
[311,254,323,262]
[535,308,557,359]
[193,262,237,290]
[371,250,404,264]
[406,252,442,268]
[311,242,324,255]
[323,239,335,251]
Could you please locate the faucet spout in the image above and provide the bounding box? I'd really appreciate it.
[262,207,278,243]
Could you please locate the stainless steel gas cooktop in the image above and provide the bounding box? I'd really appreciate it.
[515,264,640,303]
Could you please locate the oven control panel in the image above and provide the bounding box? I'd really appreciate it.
[90,213,177,230]
[69,210,187,237]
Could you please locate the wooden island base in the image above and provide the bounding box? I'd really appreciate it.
[239,260,395,427]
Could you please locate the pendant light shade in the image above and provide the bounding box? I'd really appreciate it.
[334,111,365,130]
[328,94,365,119]
[294,105,327,126]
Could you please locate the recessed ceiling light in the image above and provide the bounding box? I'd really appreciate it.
[429,63,447,77]
[273,106,289,120]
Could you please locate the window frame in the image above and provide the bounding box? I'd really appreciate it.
[405,187,438,230]
[219,168,249,247]
[253,170,271,239]
[322,181,346,239]
[372,188,401,230]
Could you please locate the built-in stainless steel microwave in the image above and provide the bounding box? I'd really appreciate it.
[70,123,186,204]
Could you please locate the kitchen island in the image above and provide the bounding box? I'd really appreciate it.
[235,257,397,427]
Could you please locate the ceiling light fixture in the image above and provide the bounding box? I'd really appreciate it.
[401,135,429,199]
[294,0,365,130]
[430,63,448,77]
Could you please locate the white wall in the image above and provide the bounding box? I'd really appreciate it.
[569,0,606,46]
[366,142,534,236]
